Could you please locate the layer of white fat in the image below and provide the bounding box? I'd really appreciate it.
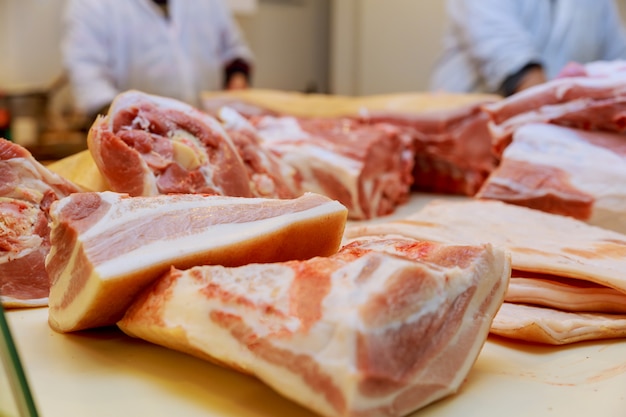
[273,144,363,216]
[47,233,108,331]
[504,123,626,232]
[157,265,339,417]
[76,192,345,279]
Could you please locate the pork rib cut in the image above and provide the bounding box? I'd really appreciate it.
[118,236,510,417]
[0,139,82,307]
[46,191,348,332]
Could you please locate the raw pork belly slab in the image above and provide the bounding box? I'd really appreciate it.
[46,191,347,332]
[476,123,626,233]
[0,139,82,307]
[251,115,414,220]
[491,302,626,345]
[88,90,253,197]
[118,237,510,417]
[363,101,497,196]
[482,75,626,156]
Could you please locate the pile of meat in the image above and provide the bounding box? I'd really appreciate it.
[477,60,626,233]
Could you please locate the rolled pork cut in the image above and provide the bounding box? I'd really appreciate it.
[46,191,348,332]
[87,90,253,198]
[118,236,511,417]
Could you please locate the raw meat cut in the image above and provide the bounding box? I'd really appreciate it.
[482,75,626,156]
[118,236,510,417]
[506,274,626,314]
[345,199,626,295]
[491,302,626,345]
[216,107,300,199]
[362,101,497,196]
[0,139,82,307]
[46,191,348,332]
[345,199,626,344]
[87,90,253,197]
[251,115,414,219]
[476,123,626,233]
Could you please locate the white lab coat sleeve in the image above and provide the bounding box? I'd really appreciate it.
[62,0,120,116]
[444,0,543,93]
[599,0,626,60]
[214,0,254,65]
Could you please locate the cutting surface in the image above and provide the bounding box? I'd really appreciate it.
[7,307,626,417]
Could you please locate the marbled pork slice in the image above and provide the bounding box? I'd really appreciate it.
[46,191,347,333]
[118,237,511,417]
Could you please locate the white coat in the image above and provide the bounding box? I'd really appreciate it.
[62,0,253,115]
[430,0,626,94]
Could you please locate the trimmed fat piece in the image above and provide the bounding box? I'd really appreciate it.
[46,191,347,332]
[118,237,511,417]
[87,90,253,197]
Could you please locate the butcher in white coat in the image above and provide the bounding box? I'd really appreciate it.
[430,0,626,96]
[62,0,253,122]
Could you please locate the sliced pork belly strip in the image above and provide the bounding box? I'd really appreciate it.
[482,76,626,156]
[345,199,626,296]
[87,90,252,197]
[506,275,626,314]
[491,303,626,345]
[0,139,82,308]
[46,191,347,332]
[118,237,510,417]
[252,115,414,220]
[476,123,626,233]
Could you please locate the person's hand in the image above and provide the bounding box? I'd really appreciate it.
[514,66,547,93]
[226,72,248,90]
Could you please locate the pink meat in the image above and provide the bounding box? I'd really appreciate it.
[88,90,253,197]
[118,236,510,417]
[364,101,497,196]
[251,115,415,220]
[0,139,82,307]
[217,107,300,199]
[483,75,626,156]
[45,191,348,332]
[476,123,626,233]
